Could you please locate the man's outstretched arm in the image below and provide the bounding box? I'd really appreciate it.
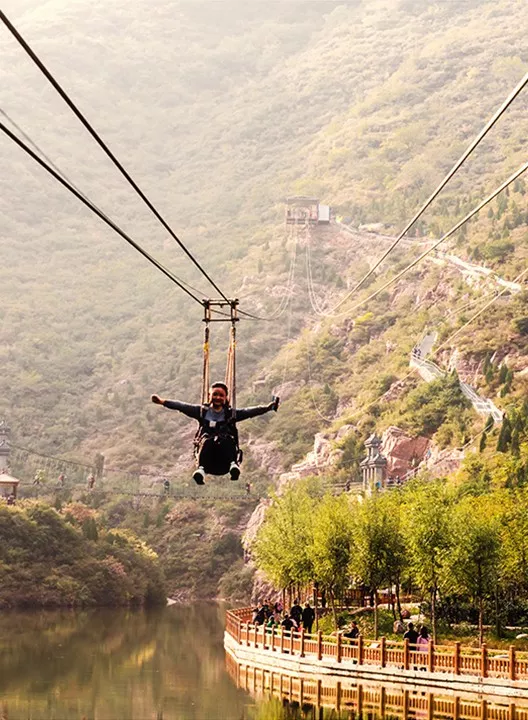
[151,395,202,420]
[235,397,280,422]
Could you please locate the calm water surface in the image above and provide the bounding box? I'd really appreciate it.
[0,603,337,720]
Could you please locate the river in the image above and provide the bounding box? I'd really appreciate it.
[1,604,526,720]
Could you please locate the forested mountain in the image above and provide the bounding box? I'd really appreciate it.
[1,0,527,599]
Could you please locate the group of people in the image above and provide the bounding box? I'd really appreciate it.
[403,622,430,650]
[252,599,316,634]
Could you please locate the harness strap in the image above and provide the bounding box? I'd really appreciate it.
[201,302,211,405]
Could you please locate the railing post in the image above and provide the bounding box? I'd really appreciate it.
[403,637,409,671]
[428,640,435,673]
[509,703,516,720]
[510,645,516,681]
[336,681,342,712]
[254,623,258,648]
[380,686,386,716]
[316,679,322,706]
[481,643,488,678]
[271,625,276,651]
[337,632,342,663]
[317,630,323,660]
[428,692,434,720]
[403,689,409,720]
[358,634,364,665]
[380,636,386,668]
[290,630,294,655]
[453,642,460,675]
[358,684,364,716]
[245,623,250,647]
[300,627,305,658]
[280,627,285,654]
[454,696,460,720]
[482,699,488,720]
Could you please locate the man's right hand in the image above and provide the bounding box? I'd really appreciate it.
[151,394,164,405]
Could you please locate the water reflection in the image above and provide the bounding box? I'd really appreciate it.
[0,604,253,719]
[227,654,528,720]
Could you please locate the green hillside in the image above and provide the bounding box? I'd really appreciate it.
[1,0,527,599]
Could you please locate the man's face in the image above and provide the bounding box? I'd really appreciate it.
[210,386,227,409]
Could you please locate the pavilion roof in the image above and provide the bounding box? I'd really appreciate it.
[0,472,20,485]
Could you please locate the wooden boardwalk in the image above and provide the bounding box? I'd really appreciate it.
[225,608,528,699]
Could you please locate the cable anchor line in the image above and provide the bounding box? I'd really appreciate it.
[0,8,230,304]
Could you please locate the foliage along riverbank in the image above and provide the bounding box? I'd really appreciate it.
[0,501,166,608]
[253,424,528,646]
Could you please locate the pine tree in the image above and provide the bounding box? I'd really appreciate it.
[498,364,508,384]
[511,430,521,456]
[496,416,512,453]
[479,431,487,453]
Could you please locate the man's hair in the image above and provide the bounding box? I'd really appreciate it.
[211,381,229,395]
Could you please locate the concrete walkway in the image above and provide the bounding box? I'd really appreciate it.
[410,334,503,424]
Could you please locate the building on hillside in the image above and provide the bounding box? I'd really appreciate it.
[0,419,19,500]
[318,204,330,224]
[285,197,331,225]
[360,434,388,495]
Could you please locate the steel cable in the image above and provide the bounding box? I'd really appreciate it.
[1,9,230,303]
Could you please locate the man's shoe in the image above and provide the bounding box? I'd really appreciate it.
[193,467,205,485]
[229,462,241,481]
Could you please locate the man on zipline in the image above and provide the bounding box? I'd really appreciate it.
[151,382,279,485]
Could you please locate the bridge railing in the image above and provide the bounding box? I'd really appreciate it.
[226,609,528,682]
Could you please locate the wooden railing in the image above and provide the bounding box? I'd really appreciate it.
[226,655,528,719]
[225,608,528,682]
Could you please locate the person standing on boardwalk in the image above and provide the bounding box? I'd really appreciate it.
[290,599,303,627]
[301,602,315,634]
[403,622,419,648]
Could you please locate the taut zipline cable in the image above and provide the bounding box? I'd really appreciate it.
[0,8,230,303]
[309,162,528,319]
[327,70,528,310]
[1,107,211,300]
[1,120,204,305]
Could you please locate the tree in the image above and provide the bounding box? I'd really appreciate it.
[402,480,452,642]
[350,494,395,639]
[500,490,528,624]
[253,485,314,592]
[310,494,354,629]
[378,490,408,621]
[497,416,512,452]
[445,495,501,645]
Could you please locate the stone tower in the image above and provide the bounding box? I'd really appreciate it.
[360,433,388,494]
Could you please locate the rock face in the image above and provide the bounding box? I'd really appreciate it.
[422,444,466,476]
[243,425,354,558]
[277,426,353,492]
[381,426,430,479]
[245,437,284,477]
[243,498,271,555]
